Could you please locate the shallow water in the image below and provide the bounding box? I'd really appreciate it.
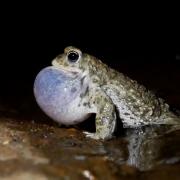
[126,125,180,171]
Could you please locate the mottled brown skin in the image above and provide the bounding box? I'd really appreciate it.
[52,46,180,140]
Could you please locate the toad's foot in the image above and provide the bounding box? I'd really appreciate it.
[83,131,113,140]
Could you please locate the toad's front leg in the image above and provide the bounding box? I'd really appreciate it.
[84,90,117,140]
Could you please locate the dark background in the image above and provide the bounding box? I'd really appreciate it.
[0,3,179,112]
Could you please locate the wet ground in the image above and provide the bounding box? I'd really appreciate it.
[0,96,180,180]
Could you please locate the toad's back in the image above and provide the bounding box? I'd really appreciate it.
[102,69,179,127]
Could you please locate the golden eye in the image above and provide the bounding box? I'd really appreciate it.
[67,51,79,63]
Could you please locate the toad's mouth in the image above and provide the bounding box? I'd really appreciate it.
[52,60,81,75]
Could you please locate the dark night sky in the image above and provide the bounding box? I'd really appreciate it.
[0,4,179,110]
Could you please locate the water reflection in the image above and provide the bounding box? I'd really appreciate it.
[126,125,180,171]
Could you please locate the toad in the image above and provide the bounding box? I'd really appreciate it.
[34,46,180,140]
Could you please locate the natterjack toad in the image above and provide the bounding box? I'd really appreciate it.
[34,46,180,140]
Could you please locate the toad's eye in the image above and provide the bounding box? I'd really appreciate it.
[67,51,80,63]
